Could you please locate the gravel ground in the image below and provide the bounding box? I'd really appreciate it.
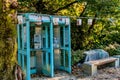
[78,67,120,80]
[31,66,120,80]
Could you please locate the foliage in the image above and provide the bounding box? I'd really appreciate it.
[104,43,120,56]
[71,49,85,65]
[0,0,17,80]
[71,0,120,50]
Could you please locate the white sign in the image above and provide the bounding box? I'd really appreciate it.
[17,15,23,24]
[88,19,93,25]
[53,18,59,25]
[65,18,69,25]
[77,19,82,26]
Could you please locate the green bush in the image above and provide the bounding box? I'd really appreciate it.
[104,43,120,56]
[71,49,85,65]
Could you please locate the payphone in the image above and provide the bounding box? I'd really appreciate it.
[52,16,71,73]
[17,13,54,80]
[17,13,71,80]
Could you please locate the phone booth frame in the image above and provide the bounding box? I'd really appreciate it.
[52,16,71,73]
[17,13,54,80]
[17,13,71,80]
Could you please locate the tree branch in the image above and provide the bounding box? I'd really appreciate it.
[52,1,78,14]
[35,0,47,13]
[88,13,97,34]
[88,7,102,34]
[79,4,87,17]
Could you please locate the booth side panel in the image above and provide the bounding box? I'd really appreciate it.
[17,24,21,65]
[50,20,54,77]
[26,21,31,80]
[68,21,71,73]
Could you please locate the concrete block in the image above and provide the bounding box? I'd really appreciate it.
[82,62,97,76]
[115,58,119,68]
[113,55,120,67]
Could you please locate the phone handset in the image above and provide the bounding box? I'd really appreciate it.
[53,37,58,48]
[34,34,41,49]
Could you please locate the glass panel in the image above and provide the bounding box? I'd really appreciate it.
[65,50,69,67]
[43,52,46,65]
[23,26,27,49]
[60,49,64,66]
[65,26,69,47]
[20,54,22,67]
[30,51,36,69]
[53,26,60,48]
[19,25,22,49]
[24,55,27,75]
[42,27,46,48]
[48,53,50,65]
[43,38,46,48]
[48,27,50,48]
[34,26,42,49]
[60,27,64,47]
[30,23,35,49]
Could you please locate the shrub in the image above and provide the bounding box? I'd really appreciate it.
[71,49,85,65]
[104,43,120,56]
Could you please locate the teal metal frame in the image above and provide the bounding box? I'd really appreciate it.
[17,13,71,80]
[52,16,71,73]
[17,13,54,80]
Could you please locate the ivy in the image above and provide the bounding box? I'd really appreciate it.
[0,0,17,80]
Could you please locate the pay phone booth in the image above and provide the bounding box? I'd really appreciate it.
[52,16,71,73]
[17,13,54,80]
[17,13,71,80]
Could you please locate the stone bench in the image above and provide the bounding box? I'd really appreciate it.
[82,57,119,76]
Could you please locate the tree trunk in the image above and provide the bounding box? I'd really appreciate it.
[0,0,18,80]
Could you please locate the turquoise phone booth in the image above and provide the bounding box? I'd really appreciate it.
[17,13,71,80]
[52,16,71,73]
[17,13,54,80]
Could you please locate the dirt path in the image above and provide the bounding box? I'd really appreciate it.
[31,67,120,80]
